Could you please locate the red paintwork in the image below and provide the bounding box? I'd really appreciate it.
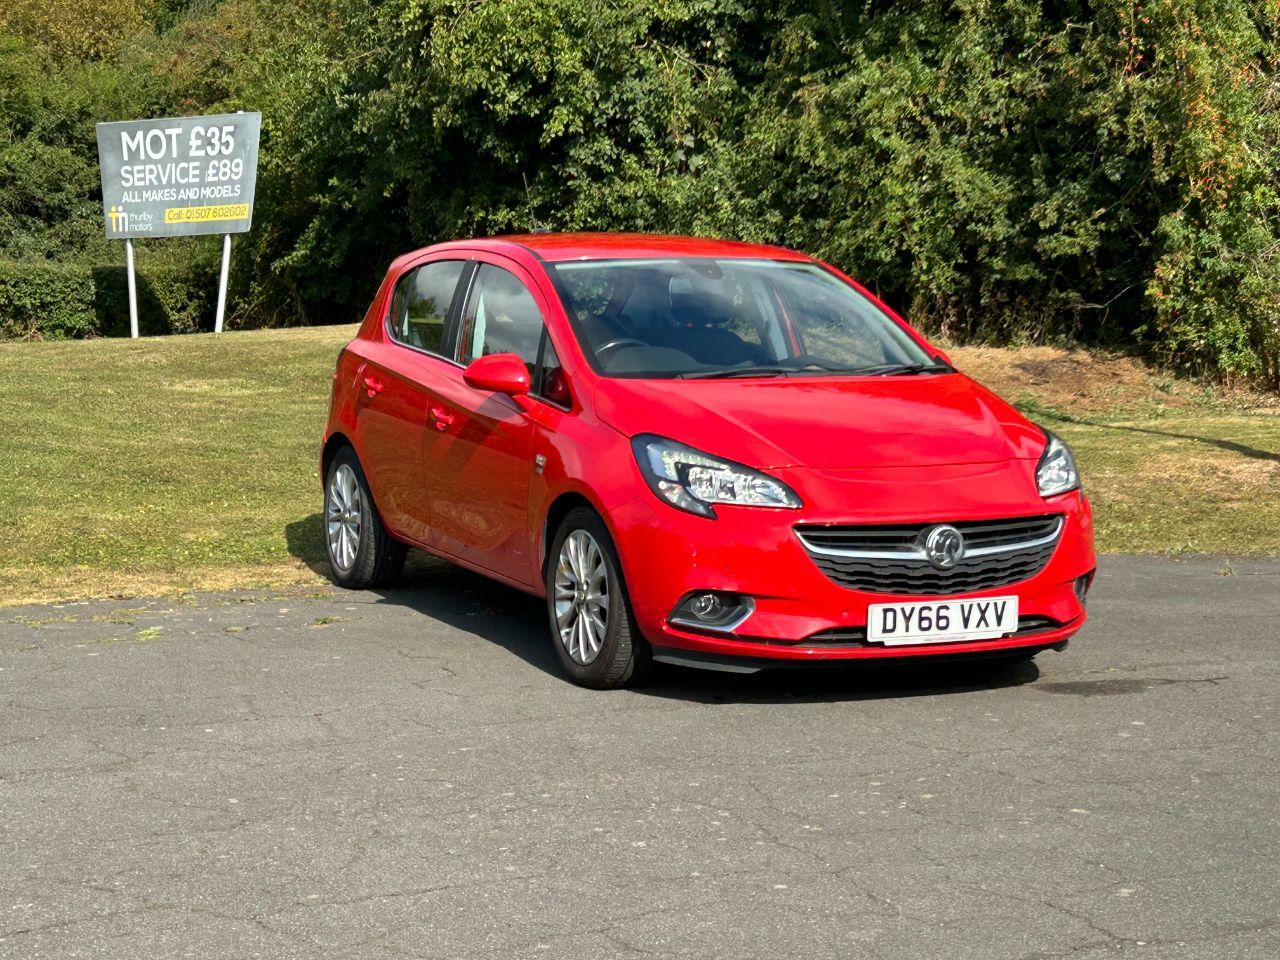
[593,376,1046,469]
[463,353,532,394]
[323,233,1096,664]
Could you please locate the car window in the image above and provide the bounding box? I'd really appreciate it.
[551,258,931,378]
[536,334,571,408]
[781,268,891,368]
[461,263,545,371]
[388,260,466,356]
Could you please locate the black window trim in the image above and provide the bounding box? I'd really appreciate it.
[456,260,485,365]
[449,261,481,363]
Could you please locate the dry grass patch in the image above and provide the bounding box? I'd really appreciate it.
[951,345,1278,418]
[0,561,328,607]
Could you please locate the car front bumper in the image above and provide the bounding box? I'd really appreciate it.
[604,460,1096,665]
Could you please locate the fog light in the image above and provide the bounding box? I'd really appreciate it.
[670,591,755,633]
[690,593,723,620]
[1074,570,1095,605]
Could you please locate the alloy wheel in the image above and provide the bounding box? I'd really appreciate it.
[554,529,611,665]
[326,463,363,572]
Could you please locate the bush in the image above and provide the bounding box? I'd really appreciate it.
[0,259,216,339]
[0,261,96,338]
[225,0,1279,388]
[2,2,1279,389]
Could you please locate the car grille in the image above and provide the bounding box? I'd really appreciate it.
[798,615,1063,647]
[794,515,1063,596]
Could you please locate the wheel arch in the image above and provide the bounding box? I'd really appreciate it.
[321,431,353,488]
[540,490,608,578]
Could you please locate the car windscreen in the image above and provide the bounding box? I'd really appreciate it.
[548,258,935,379]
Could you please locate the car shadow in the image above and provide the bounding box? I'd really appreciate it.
[285,513,560,672]
[285,515,1041,702]
[283,526,1043,703]
[636,655,1040,705]
[285,513,330,576]
[369,553,562,676]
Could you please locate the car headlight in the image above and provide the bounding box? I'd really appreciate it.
[1036,431,1080,497]
[631,434,802,518]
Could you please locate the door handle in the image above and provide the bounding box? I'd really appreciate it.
[429,405,455,431]
[363,375,384,398]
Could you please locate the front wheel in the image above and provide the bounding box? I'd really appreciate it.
[546,507,649,689]
[323,445,406,589]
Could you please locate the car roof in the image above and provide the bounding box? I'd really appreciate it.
[408,232,813,264]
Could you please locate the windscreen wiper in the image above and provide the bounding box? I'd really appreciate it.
[676,367,794,379]
[676,363,856,380]
[849,361,954,376]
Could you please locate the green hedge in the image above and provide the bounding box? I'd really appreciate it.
[3,3,1280,388]
[219,0,1280,388]
[0,259,217,339]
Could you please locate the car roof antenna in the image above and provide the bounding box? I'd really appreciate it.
[523,173,550,234]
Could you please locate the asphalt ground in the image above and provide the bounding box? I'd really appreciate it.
[2,554,1277,959]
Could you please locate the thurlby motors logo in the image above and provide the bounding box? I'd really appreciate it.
[107,205,130,234]
[106,205,155,234]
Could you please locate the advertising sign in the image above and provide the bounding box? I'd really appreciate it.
[95,111,261,239]
[95,112,261,336]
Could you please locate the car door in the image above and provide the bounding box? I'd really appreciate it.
[356,257,469,547]
[422,257,551,586]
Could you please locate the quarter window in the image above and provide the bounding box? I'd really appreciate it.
[388,260,465,356]
[536,335,571,408]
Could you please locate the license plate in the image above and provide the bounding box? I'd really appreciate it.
[867,596,1019,646]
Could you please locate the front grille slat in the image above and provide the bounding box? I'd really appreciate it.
[796,515,1063,596]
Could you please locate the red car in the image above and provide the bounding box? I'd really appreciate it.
[321,233,1095,687]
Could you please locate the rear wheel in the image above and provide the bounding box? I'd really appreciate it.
[323,445,406,589]
[546,507,649,688]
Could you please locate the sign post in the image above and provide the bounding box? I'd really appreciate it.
[95,111,261,336]
[124,238,139,339]
[214,233,232,334]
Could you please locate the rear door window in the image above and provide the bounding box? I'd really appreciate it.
[388,260,467,357]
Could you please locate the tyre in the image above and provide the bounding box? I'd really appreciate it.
[323,445,407,589]
[545,506,650,689]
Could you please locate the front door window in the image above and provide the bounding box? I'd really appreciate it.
[461,264,544,373]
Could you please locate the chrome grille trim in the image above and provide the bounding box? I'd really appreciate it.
[796,516,1063,561]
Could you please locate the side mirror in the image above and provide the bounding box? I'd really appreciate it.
[463,352,531,396]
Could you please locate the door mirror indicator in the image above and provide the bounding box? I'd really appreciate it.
[463,353,532,396]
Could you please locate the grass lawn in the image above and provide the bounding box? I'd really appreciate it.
[0,327,349,605]
[1,329,1277,605]
[953,346,1280,556]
